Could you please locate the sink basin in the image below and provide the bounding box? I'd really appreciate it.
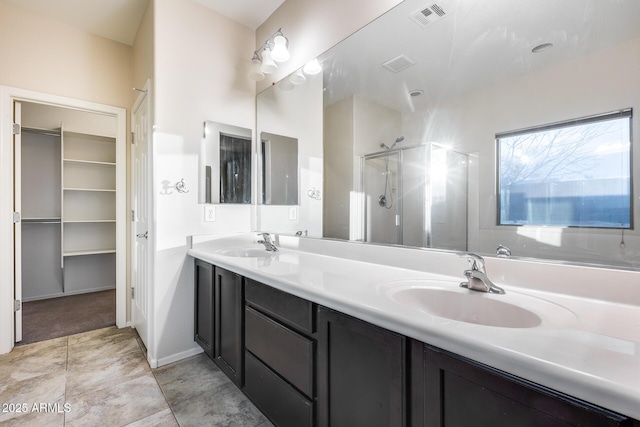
[215,248,275,258]
[383,281,576,329]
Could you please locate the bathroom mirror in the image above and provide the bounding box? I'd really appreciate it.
[200,121,252,204]
[261,132,299,205]
[256,0,640,268]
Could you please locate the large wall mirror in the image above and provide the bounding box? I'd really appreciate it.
[257,0,640,269]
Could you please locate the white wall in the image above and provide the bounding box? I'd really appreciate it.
[151,0,256,365]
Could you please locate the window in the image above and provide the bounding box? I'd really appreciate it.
[497,109,632,228]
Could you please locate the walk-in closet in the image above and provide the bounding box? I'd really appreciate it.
[16,101,119,344]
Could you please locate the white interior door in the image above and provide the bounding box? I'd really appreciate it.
[132,85,151,350]
[13,101,22,343]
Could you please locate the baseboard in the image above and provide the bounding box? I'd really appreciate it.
[156,345,204,367]
[22,286,116,303]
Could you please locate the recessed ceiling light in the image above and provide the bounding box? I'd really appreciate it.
[409,89,424,97]
[532,43,554,53]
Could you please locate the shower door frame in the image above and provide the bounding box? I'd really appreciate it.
[361,148,406,245]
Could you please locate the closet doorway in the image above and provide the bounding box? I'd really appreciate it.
[5,88,126,348]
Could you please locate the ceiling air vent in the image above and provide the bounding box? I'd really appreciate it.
[382,54,416,73]
[409,3,446,29]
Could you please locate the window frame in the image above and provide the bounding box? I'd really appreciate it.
[495,108,634,229]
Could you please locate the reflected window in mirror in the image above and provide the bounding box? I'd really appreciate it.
[261,132,298,205]
[497,109,632,229]
[201,121,252,204]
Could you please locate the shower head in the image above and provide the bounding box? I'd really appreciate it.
[380,136,405,150]
[390,136,404,149]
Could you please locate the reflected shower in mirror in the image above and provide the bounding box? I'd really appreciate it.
[261,132,298,205]
[360,143,468,249]
[200,121,252,204]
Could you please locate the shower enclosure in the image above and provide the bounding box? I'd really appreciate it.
[361,144,469,249]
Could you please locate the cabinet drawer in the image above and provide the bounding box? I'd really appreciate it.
[245,279,315,333]
[245,306,314,397]
[244,351,314,427]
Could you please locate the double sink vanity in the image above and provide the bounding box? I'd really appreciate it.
[188,233,640,426]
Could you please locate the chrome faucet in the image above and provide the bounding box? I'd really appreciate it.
[496,244,511,258]
[459,253,505,294]
[257,233,278,252]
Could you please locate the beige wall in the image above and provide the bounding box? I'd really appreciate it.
[0,2,133,109]
[256,0,403,92]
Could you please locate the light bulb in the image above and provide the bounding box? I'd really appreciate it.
[248,58,265,81]
[289,69,306,85]
[271,34,290,62]
[260,48,278,74]
[303,58,322,75]
[279,78,294,91]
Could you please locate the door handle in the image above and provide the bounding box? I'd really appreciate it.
[137,231,148,239]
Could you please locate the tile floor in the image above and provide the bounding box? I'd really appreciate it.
[0,327,273,426]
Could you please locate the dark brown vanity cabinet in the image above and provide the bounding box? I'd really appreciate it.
[410,341,634,427]
[243,279,317,427]
[194,259,214,359]
[193,261,638,427]
[317,307,407,427]
[213,266,244,386]
[193,260,244,387]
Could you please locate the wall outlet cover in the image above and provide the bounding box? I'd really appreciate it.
[204,205,216,222]
[289,207,297,220]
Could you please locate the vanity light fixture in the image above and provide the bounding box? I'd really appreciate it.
[303,58,322,75]
[248,51,265,81]
[289,69,307,85]
[260,47,278,74]
[278,78,294,91]
[249,28,290,80]
[271,29,290,62]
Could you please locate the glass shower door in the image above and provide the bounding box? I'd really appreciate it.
[363,152,401,245]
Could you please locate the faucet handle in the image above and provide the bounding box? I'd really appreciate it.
[496,244,511,258]
[459,252,486,272]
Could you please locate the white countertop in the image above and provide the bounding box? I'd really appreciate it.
[188,233,640,420]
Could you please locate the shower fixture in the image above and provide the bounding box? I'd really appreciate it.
[378,136,404,208]
[380,136,404,150]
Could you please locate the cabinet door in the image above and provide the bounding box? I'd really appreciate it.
[418,344,631,427]
[194,259,214,359]
[214,267,244,386]
[317,307,406,427]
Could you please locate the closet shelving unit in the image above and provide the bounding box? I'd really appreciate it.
[61,131,117,293]
[20,120,117,301]
[62,131,116,256]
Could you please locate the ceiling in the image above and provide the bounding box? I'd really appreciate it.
[320,0,640,113]
[0,0,283,46]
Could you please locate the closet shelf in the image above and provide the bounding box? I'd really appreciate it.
[63,219,116,223]
[63,187,116,192]
[63,249,116,257]
[63,158,116,166]
[23,217,61,223]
